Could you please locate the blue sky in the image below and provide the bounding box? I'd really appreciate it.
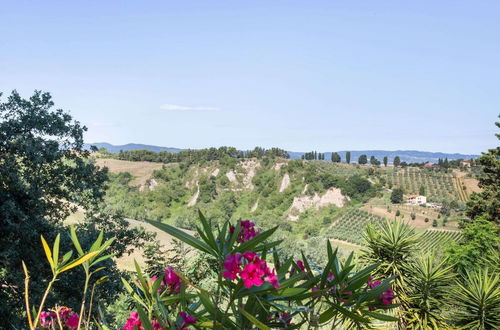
[1,1,498,154]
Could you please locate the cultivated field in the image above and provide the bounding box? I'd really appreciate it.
[382,167,460,201]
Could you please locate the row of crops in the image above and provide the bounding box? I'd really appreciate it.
[325,208,463,250]
[417,230,462,251]
[326,209,384,245]
[383,168,459,201]
[311,161,365,178]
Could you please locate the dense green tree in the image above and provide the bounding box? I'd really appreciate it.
[331,152,341,162]
[0,90,149,327]
[391,188,404,204]
[419,185,426,195]
[466,118,499,223]
[358,154,368,165]
[369,155,380,166]
[394,156,401,167]
[383,156,388,167]
[446,217,499,273]
[346,151,351,164]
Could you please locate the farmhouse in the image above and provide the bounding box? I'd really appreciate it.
[460,159,472,168]
[406,194,426,206]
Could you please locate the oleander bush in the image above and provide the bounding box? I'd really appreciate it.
[24,212,400,329]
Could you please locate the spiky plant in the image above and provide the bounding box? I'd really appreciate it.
[361,219,420,285]
[450,268,500,329]
[360,219,421,327]
[403,255,455,329]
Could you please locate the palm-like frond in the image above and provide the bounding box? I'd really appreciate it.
[450,268,500,329]
[403,255,455,329]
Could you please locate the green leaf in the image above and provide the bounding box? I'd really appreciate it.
[319,303,369,324]
[145,219,214,255]
[90,254,114,267]
[318,307,336,323]
[364,311,398,322]
[59,251,98,273]
[70,225,84,256]
[40,236,54,270]
[61,251,73,265]
[198,292,216,316]
[90,230,104,252]
[198,210,218,251]
[52,234,60,268]
[136,306,154,330]
[241,309,270,330]
[233,226,278,253]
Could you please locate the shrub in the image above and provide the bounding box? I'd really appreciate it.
[432,220,438,227]
[425,218,429,223]
[24,214,399,329]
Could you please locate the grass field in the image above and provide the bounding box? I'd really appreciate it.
[95,158,164,186]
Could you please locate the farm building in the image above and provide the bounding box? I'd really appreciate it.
[406,194,427,206]
[460,159,472,168]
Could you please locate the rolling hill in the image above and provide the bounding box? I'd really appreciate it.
[86,142,478,164]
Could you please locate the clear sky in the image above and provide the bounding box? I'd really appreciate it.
[1,1,498,154]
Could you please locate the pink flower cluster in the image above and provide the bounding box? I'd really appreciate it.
[39,306,79,329]
[367,276,394,309]
[230,220,259,243]
[223,251,279,289]
[123,312,165,330]
[164,266,182,293]
[179,311,197,329]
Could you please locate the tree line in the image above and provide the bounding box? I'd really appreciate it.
[116,146,290,163]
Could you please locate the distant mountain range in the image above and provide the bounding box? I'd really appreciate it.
[87,142,182,153]
[86,142,478,164]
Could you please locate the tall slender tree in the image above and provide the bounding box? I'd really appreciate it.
[346,151,351,164]
[383,156,388,167]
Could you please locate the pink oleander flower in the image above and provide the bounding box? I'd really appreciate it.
[367,276,381,289]
[65,313,80,330]
[327,272,334,281]
[151,318,165,330]
[280,313,292,325]
[243,251,257,262]
[240,262,265,288]
[40,311,57,328]
[57,306,73,321]
[232,220,259,243]
[223,253,242,280]
[179,311,196,329]
[296,260,305,271]
[164,267,182,293]
[311,286,320,298]
[264,268,280,289]
[123,312,142,330]
[380,288,394,305]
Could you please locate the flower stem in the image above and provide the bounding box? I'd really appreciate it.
[33,275,57,328]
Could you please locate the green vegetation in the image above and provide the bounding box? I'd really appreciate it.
[326,209,384,245]
[383,167,459,202]
[416,230,462,251]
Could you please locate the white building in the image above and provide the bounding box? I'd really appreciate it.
[406,194,426,206]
